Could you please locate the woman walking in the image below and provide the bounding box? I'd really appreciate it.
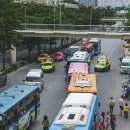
[105,111,110,130]
[42,115,50,130]
[123,103,129,120]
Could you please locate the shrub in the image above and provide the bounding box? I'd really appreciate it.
[0,64,17,74]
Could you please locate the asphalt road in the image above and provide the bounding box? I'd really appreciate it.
[1,38,130,130]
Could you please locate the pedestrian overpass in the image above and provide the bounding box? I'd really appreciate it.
[18,24,130,39]
[102,17,128,22]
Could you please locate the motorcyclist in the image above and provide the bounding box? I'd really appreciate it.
[124,86,130,99]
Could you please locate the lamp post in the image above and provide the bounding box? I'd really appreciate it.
[89,0,92,30]
[24,6,26,30]
[59,0,63,27]
[60,3,61,26]
[53,1,56,30]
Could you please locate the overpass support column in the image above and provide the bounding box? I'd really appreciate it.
[10,45,16,64]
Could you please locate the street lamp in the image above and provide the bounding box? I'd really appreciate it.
[89,0,92,30]
[59,0,64,28]
[53,1,56,30]
[24,6,27,30]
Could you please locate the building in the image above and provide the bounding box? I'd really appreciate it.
[14,0,97,7]
[77,0,97,7]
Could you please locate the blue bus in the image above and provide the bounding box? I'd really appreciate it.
[65,51,91,71]
[49,93,98,130]
[0,85,40,130]
[88,38,101,55]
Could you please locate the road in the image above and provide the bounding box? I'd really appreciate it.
[1,38,130,130]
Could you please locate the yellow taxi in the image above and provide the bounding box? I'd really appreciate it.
[94,61,110,72]
[38,54,50,62]
[41,59,55,72]
[97,55,108,63]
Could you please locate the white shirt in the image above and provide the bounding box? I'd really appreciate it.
[119,98,124,106]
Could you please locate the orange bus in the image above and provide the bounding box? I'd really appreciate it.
[67,73,97,95]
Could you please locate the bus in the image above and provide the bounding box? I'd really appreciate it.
[66,73,97,95]
[0,85,40,130]
[80,42,94,59]
[64,46,81,60]
[49,93,98,130]
[88,38,101,55]
[66,62,89,89]
[65,51,91,71]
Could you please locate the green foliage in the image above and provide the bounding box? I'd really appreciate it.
[0,64,17,74]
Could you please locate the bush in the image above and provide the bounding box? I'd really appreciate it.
[0,64,17,74]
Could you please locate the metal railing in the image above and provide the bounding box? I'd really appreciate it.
[21,23,130,33]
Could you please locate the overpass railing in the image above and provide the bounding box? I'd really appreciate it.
[21,23,130,32]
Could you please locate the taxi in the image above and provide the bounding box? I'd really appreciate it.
[41,59,55,72]
[38,54,50,62]
[94,61,110,72]
[97,55,108,63]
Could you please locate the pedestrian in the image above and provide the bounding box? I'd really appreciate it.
[123,103,129,120]
[119,95,124,117]
[119,57,123,63]
[109,97,115,114]
[42,115,49,130]
[105,111,110,130]
[17,124,24,130]
[111,115,116,130]
[98,112,104,130]
[122,77,128,91]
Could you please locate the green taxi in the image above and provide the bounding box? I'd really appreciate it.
[41,59,55,72]
[94,61,110,72]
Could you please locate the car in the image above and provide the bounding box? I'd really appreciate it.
[38,54,50,62]
[94,61,110,72]
[53,52,65,61]
[106,28,110,32]
[41,59,55,72]
[0,72,7,87]
[97,55,108,63]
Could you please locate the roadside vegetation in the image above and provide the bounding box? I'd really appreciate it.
[0,0,115,71]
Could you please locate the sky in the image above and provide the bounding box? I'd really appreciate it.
[98,0,130,7]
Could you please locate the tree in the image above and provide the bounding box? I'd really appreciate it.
[0,0,22,70]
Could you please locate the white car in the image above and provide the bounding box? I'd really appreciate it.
[106,28,110,32]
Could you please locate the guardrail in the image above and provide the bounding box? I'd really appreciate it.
[21,23,130,33]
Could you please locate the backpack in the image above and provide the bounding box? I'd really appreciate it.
[109,99,115,107]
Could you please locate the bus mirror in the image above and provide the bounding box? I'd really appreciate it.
[23,79,25,82]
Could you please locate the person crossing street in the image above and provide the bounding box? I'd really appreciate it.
[109,97,115,114]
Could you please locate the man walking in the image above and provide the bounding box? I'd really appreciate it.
[109,97,115,114]
[119,95,124,117]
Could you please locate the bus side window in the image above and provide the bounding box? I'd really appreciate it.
[32,99,35,105]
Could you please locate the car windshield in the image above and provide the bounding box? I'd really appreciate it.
[43,63,52,66]
[98,62,106,66]
[99,57,106,60]
[26,77,40,82]
[56,53,61,56]
[121,62,130,66]
[40,55,47,57]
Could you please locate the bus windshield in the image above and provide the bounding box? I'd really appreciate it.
[92,42,98,47]
[26,77,40,82]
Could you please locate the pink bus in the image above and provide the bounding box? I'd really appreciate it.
[66,62,89,89]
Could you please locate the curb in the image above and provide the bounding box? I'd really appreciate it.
[8,63,36,77]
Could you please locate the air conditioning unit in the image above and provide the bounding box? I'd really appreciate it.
[62,125,75,130]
